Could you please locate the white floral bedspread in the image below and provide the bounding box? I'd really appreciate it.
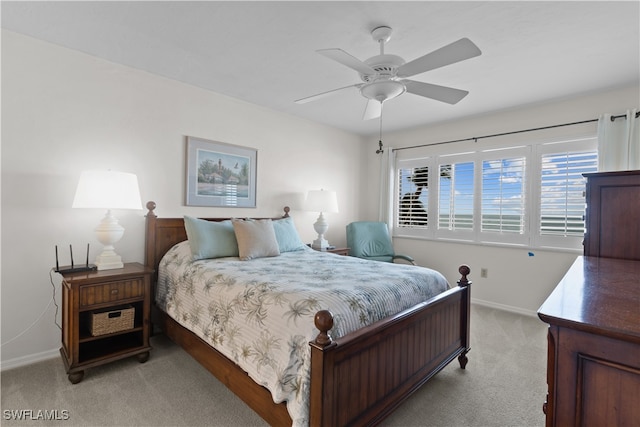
[157,241,449,426]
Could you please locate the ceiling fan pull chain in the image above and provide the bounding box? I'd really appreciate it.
[376,102,385,154]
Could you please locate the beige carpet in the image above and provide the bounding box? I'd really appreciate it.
[1,305,548,426]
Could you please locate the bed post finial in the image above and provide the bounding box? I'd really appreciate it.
[146,201,157,218]
[314,310,334,347]
[458,265,471,287]
[283,206,290,218]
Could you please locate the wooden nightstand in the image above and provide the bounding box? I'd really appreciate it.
[59,262,153,384]
[308,245,350,256]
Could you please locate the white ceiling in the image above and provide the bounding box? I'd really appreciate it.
[2,1,639,136]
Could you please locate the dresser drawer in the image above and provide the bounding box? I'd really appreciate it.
[78,278,144,308]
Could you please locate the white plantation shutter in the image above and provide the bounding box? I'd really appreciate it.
[481,157,526,233]
[539,150,597,237]
[438,162,474,231]
[397,164,429,228]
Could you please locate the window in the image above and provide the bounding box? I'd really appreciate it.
[476,147,530,245]
[481,157,526,234]
[533,139,598,249]
[393,136,597,251]
[397,162,429,228]
[539,151,597,236]
[438,162,474,231]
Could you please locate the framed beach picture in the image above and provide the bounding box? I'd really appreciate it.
[186,136,257,207]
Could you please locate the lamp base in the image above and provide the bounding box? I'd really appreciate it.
[312,212,331,250]
[94,210,125,270]
[311,236,330,250]
[95,247,124,270]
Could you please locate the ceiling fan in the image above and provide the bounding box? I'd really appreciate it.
[295,26,481,120]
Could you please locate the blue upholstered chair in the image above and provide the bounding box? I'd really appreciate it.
[346,221,416,265]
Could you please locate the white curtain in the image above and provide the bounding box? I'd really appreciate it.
[378,147,396,224]
[597,109,640,171]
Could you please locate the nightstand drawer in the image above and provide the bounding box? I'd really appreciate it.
[79,278,144,307]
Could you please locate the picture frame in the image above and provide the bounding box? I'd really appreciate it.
[186,136,257,207]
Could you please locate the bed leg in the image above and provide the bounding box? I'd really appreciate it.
[458,350,469,369]
[457,265,472,370]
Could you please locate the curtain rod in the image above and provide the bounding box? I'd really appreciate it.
[611,111,640,121]
[392,111,638,152]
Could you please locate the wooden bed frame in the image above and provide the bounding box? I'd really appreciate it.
[144,201,472,426]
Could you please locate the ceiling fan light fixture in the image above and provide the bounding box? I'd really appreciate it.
[360,80,406,103]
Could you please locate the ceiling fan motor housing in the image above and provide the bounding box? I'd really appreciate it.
[361,54,405,82]
[359,54,406,102]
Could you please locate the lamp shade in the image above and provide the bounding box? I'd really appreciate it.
[305,189,338,213]
[73,170,142,210]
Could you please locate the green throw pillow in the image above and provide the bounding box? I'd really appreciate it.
[183,216,239,260]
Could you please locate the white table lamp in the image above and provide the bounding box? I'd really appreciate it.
[305,189,339,250]
[73,170,142,270]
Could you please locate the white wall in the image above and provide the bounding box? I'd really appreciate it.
[0,31,365,368]
[362,84,640,316]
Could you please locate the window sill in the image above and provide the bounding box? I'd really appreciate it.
[392,233,584,255]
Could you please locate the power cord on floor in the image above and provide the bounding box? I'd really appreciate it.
[0,269,61,347]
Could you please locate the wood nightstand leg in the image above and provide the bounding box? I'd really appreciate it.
[68,371,84,384]
[137,351,150,363]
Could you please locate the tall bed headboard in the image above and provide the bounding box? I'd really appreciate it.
[143,201,290,285]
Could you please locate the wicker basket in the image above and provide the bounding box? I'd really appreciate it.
[90,305,135,336]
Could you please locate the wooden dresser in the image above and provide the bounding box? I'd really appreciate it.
[538,257,640,426]
[583,170,640,260]
[538,170,640,426]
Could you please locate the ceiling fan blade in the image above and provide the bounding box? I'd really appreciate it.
[403,80,469,104]
[294,83,362,104]
[362,99,382,120]
[317,48,377,75]
[397,38,481,78]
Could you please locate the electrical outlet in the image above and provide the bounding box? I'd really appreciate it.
[480,268,488,278]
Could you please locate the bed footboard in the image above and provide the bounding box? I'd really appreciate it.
[309,266,471,426]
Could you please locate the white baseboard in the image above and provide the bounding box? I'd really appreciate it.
[471,298,538,318]
[0,348,59,372]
